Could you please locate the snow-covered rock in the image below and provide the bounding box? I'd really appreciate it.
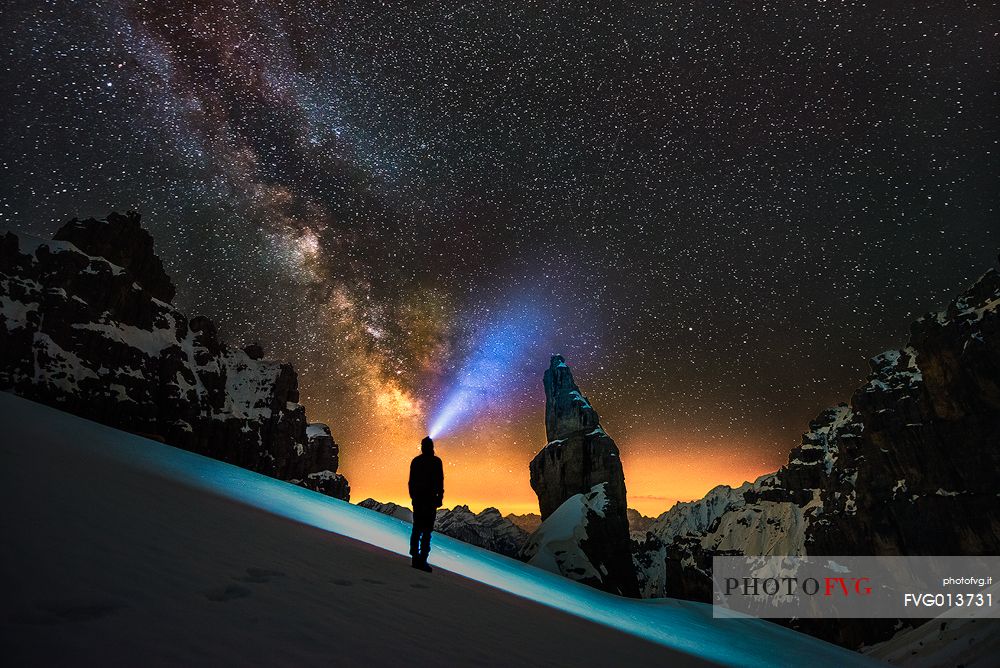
[357,498,414,522]
[633,473,807,598]
[646,481,753,545]
[520,483,612,584]
[0,211,348,500]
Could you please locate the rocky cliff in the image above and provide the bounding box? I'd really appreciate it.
[0,211,349,500]
[525,355,640,597]
[634,256,1000,646]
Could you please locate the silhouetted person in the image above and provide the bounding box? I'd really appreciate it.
[408,436,444,572]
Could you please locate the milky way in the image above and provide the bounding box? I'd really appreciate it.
[2,1,997,514]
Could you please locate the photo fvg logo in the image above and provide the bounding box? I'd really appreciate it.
[722,576,873,597]
[714,556,999,619]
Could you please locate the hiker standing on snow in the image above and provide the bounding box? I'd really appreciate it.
[408,436,444,572]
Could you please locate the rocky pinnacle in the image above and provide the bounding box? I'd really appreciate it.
[529,355,640,597]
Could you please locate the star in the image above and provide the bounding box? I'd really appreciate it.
[0,0,996,515]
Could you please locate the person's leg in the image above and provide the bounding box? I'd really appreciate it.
[409,522,420,558]
[418,527,432,559]
[414,527,433,572]
[410,504,434,570]
[411,503,431,566]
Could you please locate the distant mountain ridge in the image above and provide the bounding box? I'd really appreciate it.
[358,498,529,557]
[358,498,656,560]
[0,211,348,500]
[505,512,542,534]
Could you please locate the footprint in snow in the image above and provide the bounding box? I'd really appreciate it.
[204,585,252,602]
[237,567,285,583]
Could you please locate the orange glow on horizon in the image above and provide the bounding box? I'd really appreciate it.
[341,427,784,520]
[621,448,777,517]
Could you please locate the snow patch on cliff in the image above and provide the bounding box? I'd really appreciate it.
[521,483,609,583]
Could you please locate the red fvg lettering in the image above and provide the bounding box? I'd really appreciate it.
[824,577,872,596]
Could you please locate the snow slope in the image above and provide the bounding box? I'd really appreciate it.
[864,601,1000,667]
[0,392,875,667]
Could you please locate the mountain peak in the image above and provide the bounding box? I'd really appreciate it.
[543,354,600,442]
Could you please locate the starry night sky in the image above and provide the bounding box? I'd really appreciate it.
[2,1,998,514]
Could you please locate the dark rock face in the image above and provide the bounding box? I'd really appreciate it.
[289,424,350,500]
[807,264,1000,559]
[637,257,1000,648]
[0,212,349,501]
[543,356,601,445]
[53,210,176,303]
[527,355,640,597]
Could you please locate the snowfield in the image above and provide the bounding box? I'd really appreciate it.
[0,392,875,667]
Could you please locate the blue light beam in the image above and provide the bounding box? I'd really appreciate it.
[427,303,542,439]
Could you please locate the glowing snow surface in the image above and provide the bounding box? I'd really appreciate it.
[1,392,874,667]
